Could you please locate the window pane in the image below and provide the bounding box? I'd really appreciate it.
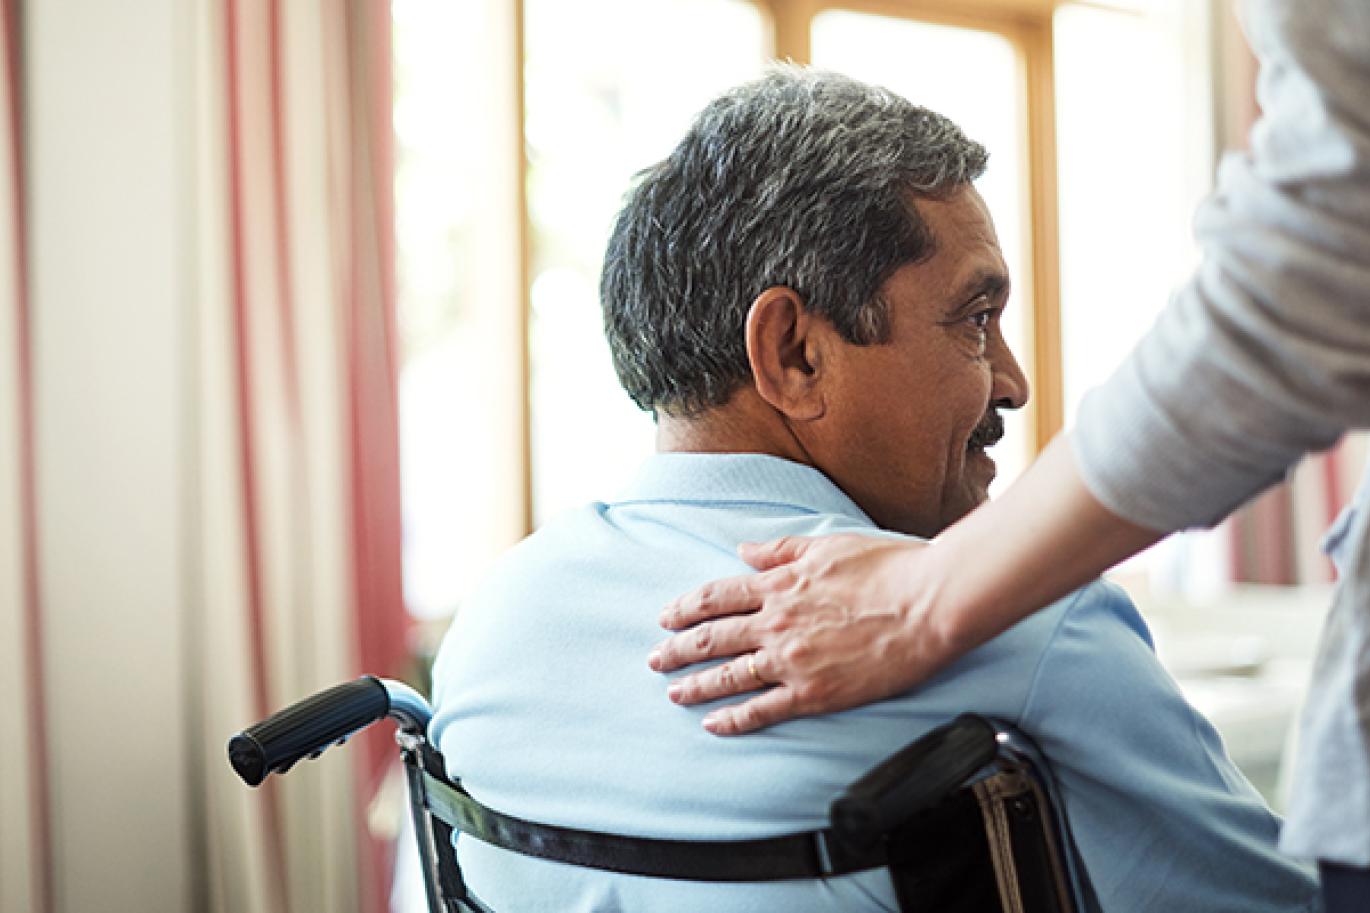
[395,0,525,619]
[1055,2,1210,423]
[1054,1,1221,600]
[811,13,1031,493]
[525,0,767,524]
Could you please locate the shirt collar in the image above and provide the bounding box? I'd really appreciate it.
[614,452,876,526]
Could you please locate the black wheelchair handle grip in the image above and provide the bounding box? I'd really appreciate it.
[227,675,391,787]
[830,713,999,849]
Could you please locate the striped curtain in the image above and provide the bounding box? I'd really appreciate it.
[1229,437,1370,585]
[188,1,406,912]
[0,1,50,911]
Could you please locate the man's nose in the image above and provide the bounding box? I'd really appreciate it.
[991,341,1030,411]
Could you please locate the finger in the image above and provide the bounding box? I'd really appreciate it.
[660,572,763,631]
[649,614,759,672]
[737,535,815,571]
[665,653,768,705]
[701,687,803,736]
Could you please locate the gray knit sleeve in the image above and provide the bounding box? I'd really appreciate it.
[1071,0,1370,532]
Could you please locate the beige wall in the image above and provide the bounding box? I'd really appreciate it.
[26,1,194,910]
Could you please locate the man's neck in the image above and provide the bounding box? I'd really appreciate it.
[654,390,814,469]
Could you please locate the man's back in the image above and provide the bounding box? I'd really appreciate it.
[430,453,1317,912]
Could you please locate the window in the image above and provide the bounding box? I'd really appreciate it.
[523,0,767,523]
[1055,1,1212,424]
[394,0,527,619]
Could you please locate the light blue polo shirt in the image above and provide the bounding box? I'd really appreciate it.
[430,453,1319,912]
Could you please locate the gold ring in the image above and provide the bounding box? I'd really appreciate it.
[747,655,765,687]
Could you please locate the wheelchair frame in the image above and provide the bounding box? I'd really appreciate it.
[229,676,1092,913]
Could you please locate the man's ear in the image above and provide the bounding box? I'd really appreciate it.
[744,287,828,421]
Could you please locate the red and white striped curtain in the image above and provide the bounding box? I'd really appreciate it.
[1,1,406,911]
[0,1,50,911]
[189,1,407,912]
[1229,437,1370,585]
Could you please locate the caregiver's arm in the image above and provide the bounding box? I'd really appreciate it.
[649,435,1162,735]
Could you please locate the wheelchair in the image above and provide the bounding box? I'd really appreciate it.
[229,676,1093,912]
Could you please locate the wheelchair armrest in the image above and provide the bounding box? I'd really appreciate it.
[830,714,999,851]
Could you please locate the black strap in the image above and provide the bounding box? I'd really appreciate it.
[418,766,888,882]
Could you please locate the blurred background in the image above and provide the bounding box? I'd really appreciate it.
[1,1,1365,912]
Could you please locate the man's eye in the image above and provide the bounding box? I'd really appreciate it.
[968,310,993,331]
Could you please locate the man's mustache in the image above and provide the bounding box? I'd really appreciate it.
[967,411,1005,450]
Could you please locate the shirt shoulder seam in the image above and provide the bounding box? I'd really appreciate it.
[1015,584,1097,726]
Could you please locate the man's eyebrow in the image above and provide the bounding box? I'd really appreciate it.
[944,269,1010,317]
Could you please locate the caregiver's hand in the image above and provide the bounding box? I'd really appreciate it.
[647,436,1164,735]
[647,533,960,735]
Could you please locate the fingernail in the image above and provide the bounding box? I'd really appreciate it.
[667,682,682,701]
[648,649,662,671]
[658,608,674,628]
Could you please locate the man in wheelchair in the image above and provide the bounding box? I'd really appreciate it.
[429,67,1321,912]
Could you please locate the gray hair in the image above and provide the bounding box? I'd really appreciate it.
[601,65,988,416]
